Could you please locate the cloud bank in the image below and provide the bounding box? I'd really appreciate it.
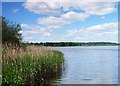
[21,1,118,42]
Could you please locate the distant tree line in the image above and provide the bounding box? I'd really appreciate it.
[26,42,118,46]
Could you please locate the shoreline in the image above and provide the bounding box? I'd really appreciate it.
[47,45,119,47]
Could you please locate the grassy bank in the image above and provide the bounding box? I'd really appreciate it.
[2,45,64,85]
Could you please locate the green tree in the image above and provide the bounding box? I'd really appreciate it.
[2,17,22,44]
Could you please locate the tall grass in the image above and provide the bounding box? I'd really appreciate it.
[2,44,64,85]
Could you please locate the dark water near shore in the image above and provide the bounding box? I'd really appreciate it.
[49,46,118,85]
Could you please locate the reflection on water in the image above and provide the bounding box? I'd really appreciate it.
[50,46,118,85]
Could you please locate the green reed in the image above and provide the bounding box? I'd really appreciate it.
[2,48,64,85]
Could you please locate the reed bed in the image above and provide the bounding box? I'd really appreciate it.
[2,44,64,85]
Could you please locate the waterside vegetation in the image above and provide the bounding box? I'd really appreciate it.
[26,42,119,47]
[2,45,64,85]
[2,17,64,85]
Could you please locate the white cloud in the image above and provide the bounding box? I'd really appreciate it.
[21,24,42,30]
[21,0,118,42]
[86,22,117,31]
[62,12,89,21]
[43,32,50,36]
[21,22,118,42]
[23,1,117,34]
[21,24,53,41]
[37,12,89,28]
[23,1,62,15]
[23,1,116,16]
[66,22,118,42]
[37,16,69,26]
[79,2,116,15]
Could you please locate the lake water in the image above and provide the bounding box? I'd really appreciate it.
[50,46,118,84]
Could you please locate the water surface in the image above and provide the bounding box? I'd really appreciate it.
[50,46,118,84]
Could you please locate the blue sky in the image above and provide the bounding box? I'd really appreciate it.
[2,1,118,43]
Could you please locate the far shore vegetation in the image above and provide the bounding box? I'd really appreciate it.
[2,16,64,85]
[26,42,119,47]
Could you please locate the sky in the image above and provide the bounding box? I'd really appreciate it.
[2,0,118,43]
